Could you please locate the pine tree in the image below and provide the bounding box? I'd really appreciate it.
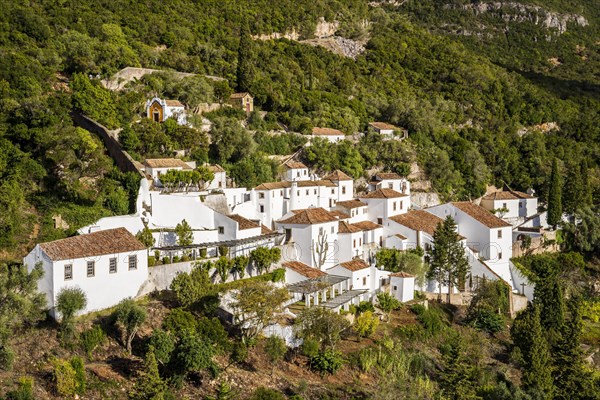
[427,216,470,303]
[236,19,253,93]
[547,158,562,228]
[130,347,167,400]
[552,297,596,400]
[533,265,565,341]
[439,333,478,399]
[511,304,554,398]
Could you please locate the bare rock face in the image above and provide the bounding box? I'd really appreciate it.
[450,2,588,34]
[314,17,340,39]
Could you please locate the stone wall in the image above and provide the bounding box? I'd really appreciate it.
[72,113,144,178]
[137,261,196,296]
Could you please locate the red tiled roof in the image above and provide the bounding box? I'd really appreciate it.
[39,228,146,261]
[144,158,192,169]
[312,127,344,136]
[371,172,403,181]
[283,159,307,169]
[261,224,273,235]
[394,233,408,240]
[336,200,367,209]
[339,259,370,272]
[230,92,252,99]
[207,164,225,173]
[322,170,353,181]
[227,214,260,230]
[255,181,290,190]
[369,122,398,130]
[277,208,339,225]
[330,210,350,219]
[452,202,512,228]
[389,271,415,278]
[481,190,534,201]
[338,221,362,234]
[351,221,382,231]
[389,210,444,236]
[297,180,337,188]
[283,261,326,278]
[165,99,184,107]
[360,188,407,199]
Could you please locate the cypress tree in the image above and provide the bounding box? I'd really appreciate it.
[131,346,168,400]
[236,19,253,93]
[562,162,582,215]
[547,158,562,228]
[580,158,593,207]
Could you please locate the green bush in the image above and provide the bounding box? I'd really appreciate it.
[172,256,180,263]
[394,324,426,340]
[79,325,106,357]
[417,308,446,337]
[410,304,426,316]
[5,376,34,400]
[248,387,285,400]
[270,268,285,282]
[300,338,320,358]
[357,347,378,373]
[162,257,171,265]
[196,317,230,352]
[0,346,15,370]
[199,248,207,258]
[230,341,248,364]
[148,256,156,267]
[309,349,344,375]
[467,309,504,334]
[52,357,86,396]
[218,246,229,257]
[162,308,198,335]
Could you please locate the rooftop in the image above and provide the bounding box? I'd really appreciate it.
[369,122,398,130]
[230,92,252,99]
[207,164,225,173]
[351,221,382,231]
[165,99,184,107]
[39,228,146,261]
[322,170,353,181]
[481,189,534,201]
[371,172,403,181]
[312,127,344,136]
[389,271,415,278]
[277,208,339,225]
[336,199,367,209]
[321,289,368,309]
[452,202,512,228]
[227,214,260,230]
[283,159,307,169]
[287,274,349,294]
[144,158,192,169]
[360,188,407,199]
[338,259,370,272]
[389,210,444,235]
[283,261,326,279]
[330,210,350,219]
[338,221,362,234]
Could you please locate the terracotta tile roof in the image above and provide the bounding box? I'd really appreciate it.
[297,180,337,188]
[452,202,512,228]
[339,259,370,272]
[230,92,251,99]
[395,233,407,240]
[144,158,192,169]
[39,228,146,261]
[336,200,367,209]
[283,261,326,278]
[165,99,184,107]
[371,172,402,181]
[261,224,273,235]
[207,164,225,173]
[389,271,415,278]
[481,190,534,201]
[330,210,350,219]
[277,208,339,225]
[312,127,344,136]
[227,214,260,230]
[283,159,307,169]
[369,122,398,130]
[322,170,353,181]
[255,181,290,190]
[351,221,382,231]
[360,188,407,199]
[338,221,362,234]
[389,210,444,235]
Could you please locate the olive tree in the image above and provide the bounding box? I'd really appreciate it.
[113,298,146,354]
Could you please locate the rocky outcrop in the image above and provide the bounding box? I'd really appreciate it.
[447,2,588,34]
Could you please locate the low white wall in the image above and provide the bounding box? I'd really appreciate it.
[138,261,196,296]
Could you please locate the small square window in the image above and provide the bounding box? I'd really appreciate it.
[109,257,117,274]
[503,203,507,209]
[87,261,95,277]
[388,183,393,189]
[342,186,346,194]
[331,189,335,194]
[393,286,398,291]
[297,190,300,196]
[259,193,265,199]
[306,190,309,195]
[314,189,317,195]
[498,230,502,239]
[362,277,367,285]
[218,226,225,234]
[128,255,138,270]
[64,264,73,280]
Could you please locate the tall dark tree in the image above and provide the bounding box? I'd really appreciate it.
[510,303,554,398]
[580,158,593,207]
[547,158,563,228]
[533,266,565,341]
[236,19,253,93]
[427,216,470,303]
[562,161,583,215]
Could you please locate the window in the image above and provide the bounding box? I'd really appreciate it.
[128,255,138,270]
[331,226,334,233]
[64,264,73,280]
[109,258,117,274]
[272,191,275,197]
[297,190,300,196]
[259,193,265,199]
[362,277,367,285]
[400,201,403,209]
[388,183,393,189]
[498,230,502,239]
[353,239,356,247]
[87,261,95,277]
[331,189,335,194]
[519,202,523,208]
[498,252,503,260]
[377,218,383,225]
[393,202,397,211]
[306,190,309,195]
[218,226,225,234]
[359,238,362,246]
[259,205,264,213]
[342,186,346,195]
[319,227,324,235]
[393,286,398,291]
[304,170,307,175]
[351,210,355,217]
[280,190,283,197]
[314,189,317,195]
[297,172,300,177]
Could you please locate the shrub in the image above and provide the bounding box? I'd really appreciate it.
[394,324,426,340]
[199,248,207,258]
[113,298,146,354]
[354,311,379,340]
[56,287,87,343]
[52,357,86,396]
[467,309,504,334]
[0,346,15,370]
[300,338,320,358]
[358,347,378,373]
[417,308,446,337]
[270,268,285,282]
[264,336,287,364]
[309,349,344,375]
[162,256,171,265]
[5,376,34,400]
[196,317,230,352]
[249,387,285,400]
[148,329,175,366]
[172,256,180,263]
[162,308,198,335]
[410,304,426,316]
[70,356,86,394]
[218,245,229,257]
[148,256,156,267]
[230,341,248,364]
[80,325,106,357]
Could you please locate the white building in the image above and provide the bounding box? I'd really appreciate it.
[327,259,390,296]
[283,260,327,285]
[386,209,444,251]
[479,188,538,226]
[146,97,187,125]
[322,170,354,202]
[282,159,310,181]
[368,172,410,194]
[389,272,415,302]
[359,189,409,225]
[277,208,340,270]
[23,228,148,319]
[310,127,346,143]
[368,122,408,140]
[206,164,227,190]
[335,200,368,224]
[427,202,515,289]
[143,158,195,181]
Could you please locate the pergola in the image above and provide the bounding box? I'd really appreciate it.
[321,289,368,312]
[287,275,349,307]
